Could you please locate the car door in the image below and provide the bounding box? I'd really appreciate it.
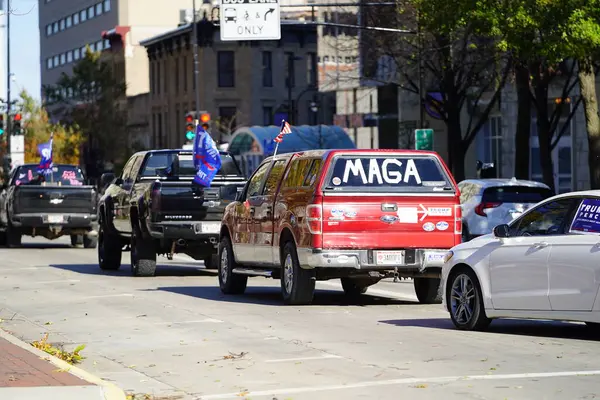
[113,157,137,233]
[489,197,575,311]
[547,196,600,311]
[121,155,144,235]
[253,159,288,265]
[233,161,270,264]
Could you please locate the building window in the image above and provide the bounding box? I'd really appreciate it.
[66,15,72,28]
[73,12,79,24]
[60,53,66,65]
[307,52,317,86]
[262,51,272,87]
[96,3,103,15]
[59,19,65,31]
[47,58,53,70]
[217,51,235,88]
[481,116,502,178]
[104,0,111,12]
[81,46,87,56]
[53,21,58,33]
[80,9,87,22]
[89,43,95,52]
[88,6,95,18]
[219,107,238,132]
[96,40,103,50]
[263,106,273,125]
[67,51,73,63]
[285,52,295,88]
[104,39,110,49]
[53,55,59,66]
[46,25,52,36]
[182,56,188,92]
[74,48,80,60]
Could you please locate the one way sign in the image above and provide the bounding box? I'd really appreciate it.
[220,0,281,41]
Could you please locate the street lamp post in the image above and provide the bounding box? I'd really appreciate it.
[192,0,201,126]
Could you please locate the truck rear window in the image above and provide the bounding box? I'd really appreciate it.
[14,165,85,186]
[325,156,453,192]
[482,186,553,203]
[141,152,242,177]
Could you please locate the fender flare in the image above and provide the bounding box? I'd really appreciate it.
[100,197,118,234]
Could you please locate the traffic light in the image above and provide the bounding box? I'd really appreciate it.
[199,112,211,131]
[0,114,4,136]
[12,113,22,135]
[414,129,434,150]
[185,112,196,141]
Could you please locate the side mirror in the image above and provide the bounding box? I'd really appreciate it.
[493,224,510,238]
[100,173,116,190]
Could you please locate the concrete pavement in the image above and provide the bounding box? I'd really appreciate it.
[0,237,599,399]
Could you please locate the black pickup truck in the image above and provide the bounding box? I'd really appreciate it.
[97,149,246,276]
[0,164,98,247]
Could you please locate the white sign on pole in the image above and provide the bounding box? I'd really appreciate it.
[219,0,280,41]
[10,135,24,153]
[11,153,24,168]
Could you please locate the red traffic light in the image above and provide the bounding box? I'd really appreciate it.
[185,114,194,123]
[13,113,21,121]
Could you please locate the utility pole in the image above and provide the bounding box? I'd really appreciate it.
[5,0,10,154]
[191,0,201,128]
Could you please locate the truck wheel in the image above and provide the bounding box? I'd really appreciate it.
[341,277,378,297]
[83,235,98,249]
[281,241,315,305]
[218,236,247,294]
[6,223,21,248]
[130,223,156,277]
[203,254,219,270]
[414,277,442,304]
[98,223,122,270]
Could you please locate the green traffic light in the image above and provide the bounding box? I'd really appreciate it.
[0,129,4,135]
[185,131,194,141]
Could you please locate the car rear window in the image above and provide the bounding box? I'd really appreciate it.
[324,155,454,192]
[14,165,85,186]
[482,186,553,203]
[140,152,242,177]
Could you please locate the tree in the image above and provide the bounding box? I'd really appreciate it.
[43,47,128,179]
[360,0,511,181]
[19,90,84,165]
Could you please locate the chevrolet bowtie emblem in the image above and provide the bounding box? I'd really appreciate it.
[50,198,63,204]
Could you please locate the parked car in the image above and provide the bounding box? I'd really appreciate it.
[97,149,246,276]
[442,190,600,331]
[219,149,462,305]
[458,178,553,241]
[0,164,98,248]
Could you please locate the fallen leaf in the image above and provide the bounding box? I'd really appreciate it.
[413,384,427,388]
[148,364,156,367]
[237,391,249,397]
[128,365,136,368]
[44,321,52,325]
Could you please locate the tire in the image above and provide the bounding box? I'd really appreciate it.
[414,277,443,304]
[70,234,81,247]
[83,235,98,249]
[130,222,156,277]
[280,241,315,305]
[203,254,219,270]
[446,267,491,331]
[6,222,21,248]
[98,221,122,270]
[218,236,247,294]
[340,277,378,297]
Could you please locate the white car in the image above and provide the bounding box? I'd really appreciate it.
[441,190,600,331]
[458,178,553,241]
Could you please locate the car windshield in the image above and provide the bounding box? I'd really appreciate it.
[140,152,242,177]
[14,165,85,186]
[324,155,454,192]
[482,186,553,203]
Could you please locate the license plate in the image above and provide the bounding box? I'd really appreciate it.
[199,222,220,234]
[48,215,64,223]
[375,251,404,265]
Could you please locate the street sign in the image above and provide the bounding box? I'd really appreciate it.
[10,135,24,153]
[414,129,434,150]
[220,0,281,41]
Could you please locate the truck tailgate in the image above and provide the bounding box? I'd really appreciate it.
[13,186,96,214]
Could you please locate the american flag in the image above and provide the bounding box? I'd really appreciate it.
[273,120,292,143]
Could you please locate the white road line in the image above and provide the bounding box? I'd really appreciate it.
[198,370,600,399]
[265,354,343,363]
[0,267,39,272]
[82,293,134,299]
[317,281,418,301]
[153,318,223,324]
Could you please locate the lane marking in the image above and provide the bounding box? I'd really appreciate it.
[317,281,418,302]
[154,318,224,324]
[198,370,600,399]
[265,354,343,363]
[82,293,134,299]
[0,267,39,272]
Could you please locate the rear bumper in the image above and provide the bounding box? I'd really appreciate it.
[147,220,221,244]
[11,213,97,229]
[303,248,449,272]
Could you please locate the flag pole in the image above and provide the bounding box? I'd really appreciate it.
[272,120,285,158]
[50,131,54,184]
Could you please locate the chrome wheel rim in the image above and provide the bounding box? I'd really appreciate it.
[450,274,476,324]
[284,254,293,294]
[220,247,229,283]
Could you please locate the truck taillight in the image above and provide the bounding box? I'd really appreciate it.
[306,195,323,235]
[454,204,462,235]
[150,181,161,212]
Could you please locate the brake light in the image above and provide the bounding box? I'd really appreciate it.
[306,195,323,248]
[150,181,162,212]
[474,202,502,217]
[454,204,462,235]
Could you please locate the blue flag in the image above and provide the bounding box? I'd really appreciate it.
[37,138,53,175]
[192,125,221,187]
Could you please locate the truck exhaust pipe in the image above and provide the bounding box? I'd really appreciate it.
[209,237,217,244]
[176,238,186,247]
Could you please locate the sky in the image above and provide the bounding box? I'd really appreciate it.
[5,0,41,101]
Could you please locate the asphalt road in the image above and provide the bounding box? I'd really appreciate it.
[0,237,600,399]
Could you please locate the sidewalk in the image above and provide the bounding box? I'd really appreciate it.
[0,328,126,400]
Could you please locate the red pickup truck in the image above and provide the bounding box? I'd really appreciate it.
[219,149,461,305]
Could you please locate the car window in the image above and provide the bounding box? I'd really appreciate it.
[482,186,553,204]
[303,159,322,187]
[246,162,270,198]
[13,165,86,186]
[568,197,600,235]
[263,160,287,196]
[140,152,242,177]
[511,198,573,236]
[128,156,144,182]
[120,157,136,180]
[283,158,312,188]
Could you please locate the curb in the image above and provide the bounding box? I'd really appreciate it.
[0,328,127,400]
